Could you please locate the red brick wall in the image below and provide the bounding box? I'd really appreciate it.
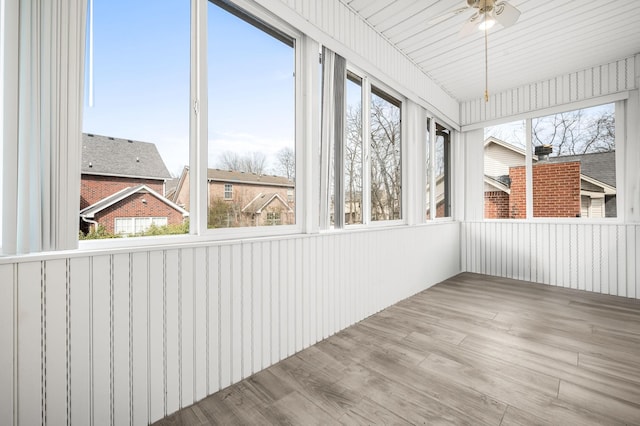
[92,192,184,234]
[508,167,526,219]
[488,161,581,219]
[484,191,510,218]
[81,174,164,209]
[532,161,581,217]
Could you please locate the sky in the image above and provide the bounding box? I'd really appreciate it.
[82,0,294,177]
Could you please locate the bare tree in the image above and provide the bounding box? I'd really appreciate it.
[345,104,363,223]
[218,151,268,174]
[275,147,295,180]
[370,96,401,220]
[533,106,615,156]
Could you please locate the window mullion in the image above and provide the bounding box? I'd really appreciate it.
[525,117,533,219]
[361,77,371,225]
[429,117,436,217]
[191,0,208,235]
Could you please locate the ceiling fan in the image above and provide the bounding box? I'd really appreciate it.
[458,0,521,37]
[435,0,521,101]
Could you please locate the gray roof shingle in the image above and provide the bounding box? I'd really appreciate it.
[548,151,616,187]
[207,169,293,187]
[81,134,171,180]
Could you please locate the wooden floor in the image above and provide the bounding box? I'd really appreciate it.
[154,273,640,425]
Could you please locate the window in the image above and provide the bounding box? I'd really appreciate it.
[224,183,233,200]
[80,0,189,239]
[114,217,168,236]
[207,0,295,229]
[532,104,616,218]
[484,120,526,219]
[484,103,616,219]
[345,72,363,225]
[425,118,431,220]
[434,123,451,218]
[370,87,402,221]
[266,212,281,225]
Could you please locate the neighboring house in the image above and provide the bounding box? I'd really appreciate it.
[484,137,616,218]
[171,166,295,226]
[80,134,188,235]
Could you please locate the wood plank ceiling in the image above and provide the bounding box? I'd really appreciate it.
[342,0,640,102]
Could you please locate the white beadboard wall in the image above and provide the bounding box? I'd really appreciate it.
[461,221,640,299]
[256,0,459,126]
[460,55,638,127]
[0,223,459,425]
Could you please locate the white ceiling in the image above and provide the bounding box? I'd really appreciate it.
[343,0,640,102]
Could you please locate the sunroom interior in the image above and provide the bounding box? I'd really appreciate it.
[1,0,639,425]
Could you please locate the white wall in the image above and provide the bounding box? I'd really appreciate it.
[462,221,640,299]
[0,223,460,425]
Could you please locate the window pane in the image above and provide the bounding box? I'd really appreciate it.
[345,73,363,225]
[207,1,295,229]
[80,1,189,239]
[435,123,450,218]
[532,103,615,218]
[370,87,401,221]
[484,120,526,219]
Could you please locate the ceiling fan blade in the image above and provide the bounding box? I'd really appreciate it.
[427,4,470,26]
[459,12,481,37]
[494,1,520,28]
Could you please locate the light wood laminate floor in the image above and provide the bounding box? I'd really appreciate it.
[154,272,640,425]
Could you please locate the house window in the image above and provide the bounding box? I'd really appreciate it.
[266,212,281,225]
[484,103,616,219]
[114,217,168,236]
[224,183,233,200]
[434,123,451,218]
[80,0,189,239]
[207,0,296,229]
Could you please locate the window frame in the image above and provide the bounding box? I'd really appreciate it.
[79,0,307,249]
[481,99,623,223]
[223,183,233,200]
[332,66,406,229]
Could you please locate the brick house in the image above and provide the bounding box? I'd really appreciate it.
[79,134,188,235]
[484,137,616,219]
[170,167,294,227]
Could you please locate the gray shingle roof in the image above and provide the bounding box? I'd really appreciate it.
[81,134,171,180]
[549,151,616,187]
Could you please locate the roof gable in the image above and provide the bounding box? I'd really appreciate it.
[242,193,293,214]
[79,185,188,218]
[81,134,172,180]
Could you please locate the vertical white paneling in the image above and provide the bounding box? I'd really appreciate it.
[295,238,304,351]
[165,250,180,414]
[241,243,252,378]
[44,259,69,425]
[207,246,220,394]
[91,255,112,426]
[303,237,313,347]
[17,262,42,426]
[251,242,263,374]
[180,248,194,406]
[626,226,636,299]
[636,226,640,299]
[279,240,288,358]
[193,247,208,401]
[219,245,232,388]
[231,244,242,382]
[461,57,637,126]
[260,242,271,369]
[131,252,149,426]
[461,222,640,300]
[112,253,131,425]
[616,226,626,297]
[148,251,165,422]
[0,264,15,424]
[270,240,280,362]
[286,240,296,357]
[69,257,91,425]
